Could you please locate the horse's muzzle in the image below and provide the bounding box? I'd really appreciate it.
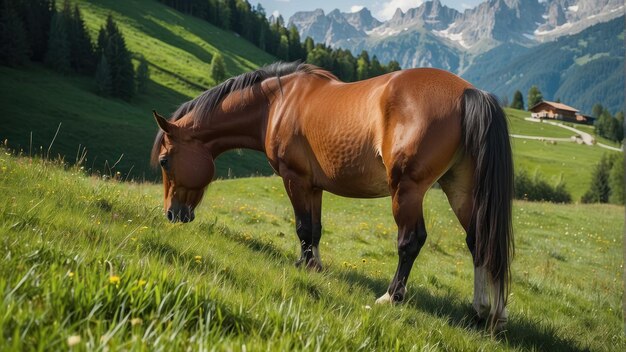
[166,206,195,223]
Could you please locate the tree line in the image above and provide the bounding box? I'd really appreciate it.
[158,0,401,82]
[0,0,148,100]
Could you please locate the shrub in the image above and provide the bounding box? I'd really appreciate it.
[514,169,572,203]
[581,153,620,203]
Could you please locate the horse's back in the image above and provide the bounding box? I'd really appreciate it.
[268,68,471,198]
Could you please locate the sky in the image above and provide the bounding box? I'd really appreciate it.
[252,0,485,22]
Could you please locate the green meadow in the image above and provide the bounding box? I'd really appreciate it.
[0,151,623,351]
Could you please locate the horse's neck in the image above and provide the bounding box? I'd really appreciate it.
[193,90,268,157]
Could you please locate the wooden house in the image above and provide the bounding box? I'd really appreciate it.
[529,101,580,122]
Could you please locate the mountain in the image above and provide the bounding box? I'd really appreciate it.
[536,0,625,40]
[289,0,624,112]
[289,0,624,65]
[463,17,624,114]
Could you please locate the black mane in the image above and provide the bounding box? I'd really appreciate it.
[151,61,335,167]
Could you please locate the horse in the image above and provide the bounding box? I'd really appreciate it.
[151,62,513,331]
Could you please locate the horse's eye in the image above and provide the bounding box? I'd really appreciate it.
[159,157,168,170]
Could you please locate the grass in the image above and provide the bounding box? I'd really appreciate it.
[0,0,275,180]
[0,150,623,350]
[505,108,622,200]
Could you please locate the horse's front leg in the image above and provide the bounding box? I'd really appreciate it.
[281,174,323,271]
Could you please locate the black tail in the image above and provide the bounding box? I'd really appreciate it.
[463,88,514,306]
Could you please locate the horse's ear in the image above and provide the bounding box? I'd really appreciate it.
[153,110,172,134]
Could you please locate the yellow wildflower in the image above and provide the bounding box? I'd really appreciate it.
[109,275,120,285]
[137,279,147,287]
[68,271,75,278]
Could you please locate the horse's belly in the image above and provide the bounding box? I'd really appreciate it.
[316,153,389,198]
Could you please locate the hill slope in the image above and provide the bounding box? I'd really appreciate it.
[0,0,276,180]
[0,152,623,350]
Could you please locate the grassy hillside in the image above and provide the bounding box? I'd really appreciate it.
[0,0,276,180]
[0,151,623,351]
[505,108,621,200]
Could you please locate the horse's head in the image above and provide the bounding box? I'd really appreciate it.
[152,111,214,223]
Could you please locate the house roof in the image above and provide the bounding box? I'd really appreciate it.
[529,101,579,113]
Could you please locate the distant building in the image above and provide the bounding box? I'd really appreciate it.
[529,101,595,125]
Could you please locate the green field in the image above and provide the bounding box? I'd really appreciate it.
[0,152,623,351]
[504,108,622,199]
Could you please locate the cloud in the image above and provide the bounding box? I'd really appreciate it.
[376,0,424,20]
[350,5,365,13]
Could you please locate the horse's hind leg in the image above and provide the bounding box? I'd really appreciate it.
[376,175,430,304]
[438,156,507,328]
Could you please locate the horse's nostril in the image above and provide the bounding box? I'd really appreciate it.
[167,210,174,222]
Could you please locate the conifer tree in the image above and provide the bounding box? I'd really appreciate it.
[510,90,524,110]
[356,56,369,81]
[387,60,401,72]
[287,25,302,61]
[527,85,543,110]
[277,34,289,61]
[609,154,624,204]
[97,15,134,100]
[18,0,54,62]
[70,4,95,73]
[95,54,112,96]
[0,1,30,66]
[303,36,314,54]
[369,55,384,77]
[210,52,226,83]
[45,11,70,73]
[135,55,149,93]
[582,154,614,203]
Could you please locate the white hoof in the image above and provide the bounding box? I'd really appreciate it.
[375,292,392,304]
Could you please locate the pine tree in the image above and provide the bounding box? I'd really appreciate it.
[356,56,369,81]
[306,47,331,69]
[511,90,524,110]
[287,25,302,61]
[277,34,289,61]
[387,60,401,72]
[303,36,314,54]
[44,11,70,73]
[608,154,624,204]
[95,54,112,96]
[135,54,149,94]
[70,4,95,74]
[614,111,624,142]
[369,55,384,77]
[18,0,54,62]
[592,103,604,118]
[527,85,543,110]
[581,154,614,203]
[0,1,30,66]
[97,15,134,100]
[211,52,226,83]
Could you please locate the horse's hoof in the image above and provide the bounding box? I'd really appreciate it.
[306,258,323,272]
[294,258,306,268]
[375,292,392,304]
[490,317,508,336]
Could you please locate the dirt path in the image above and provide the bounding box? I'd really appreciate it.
[522,117,623,152]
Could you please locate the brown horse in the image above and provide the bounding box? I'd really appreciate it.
[151,62,513,331]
